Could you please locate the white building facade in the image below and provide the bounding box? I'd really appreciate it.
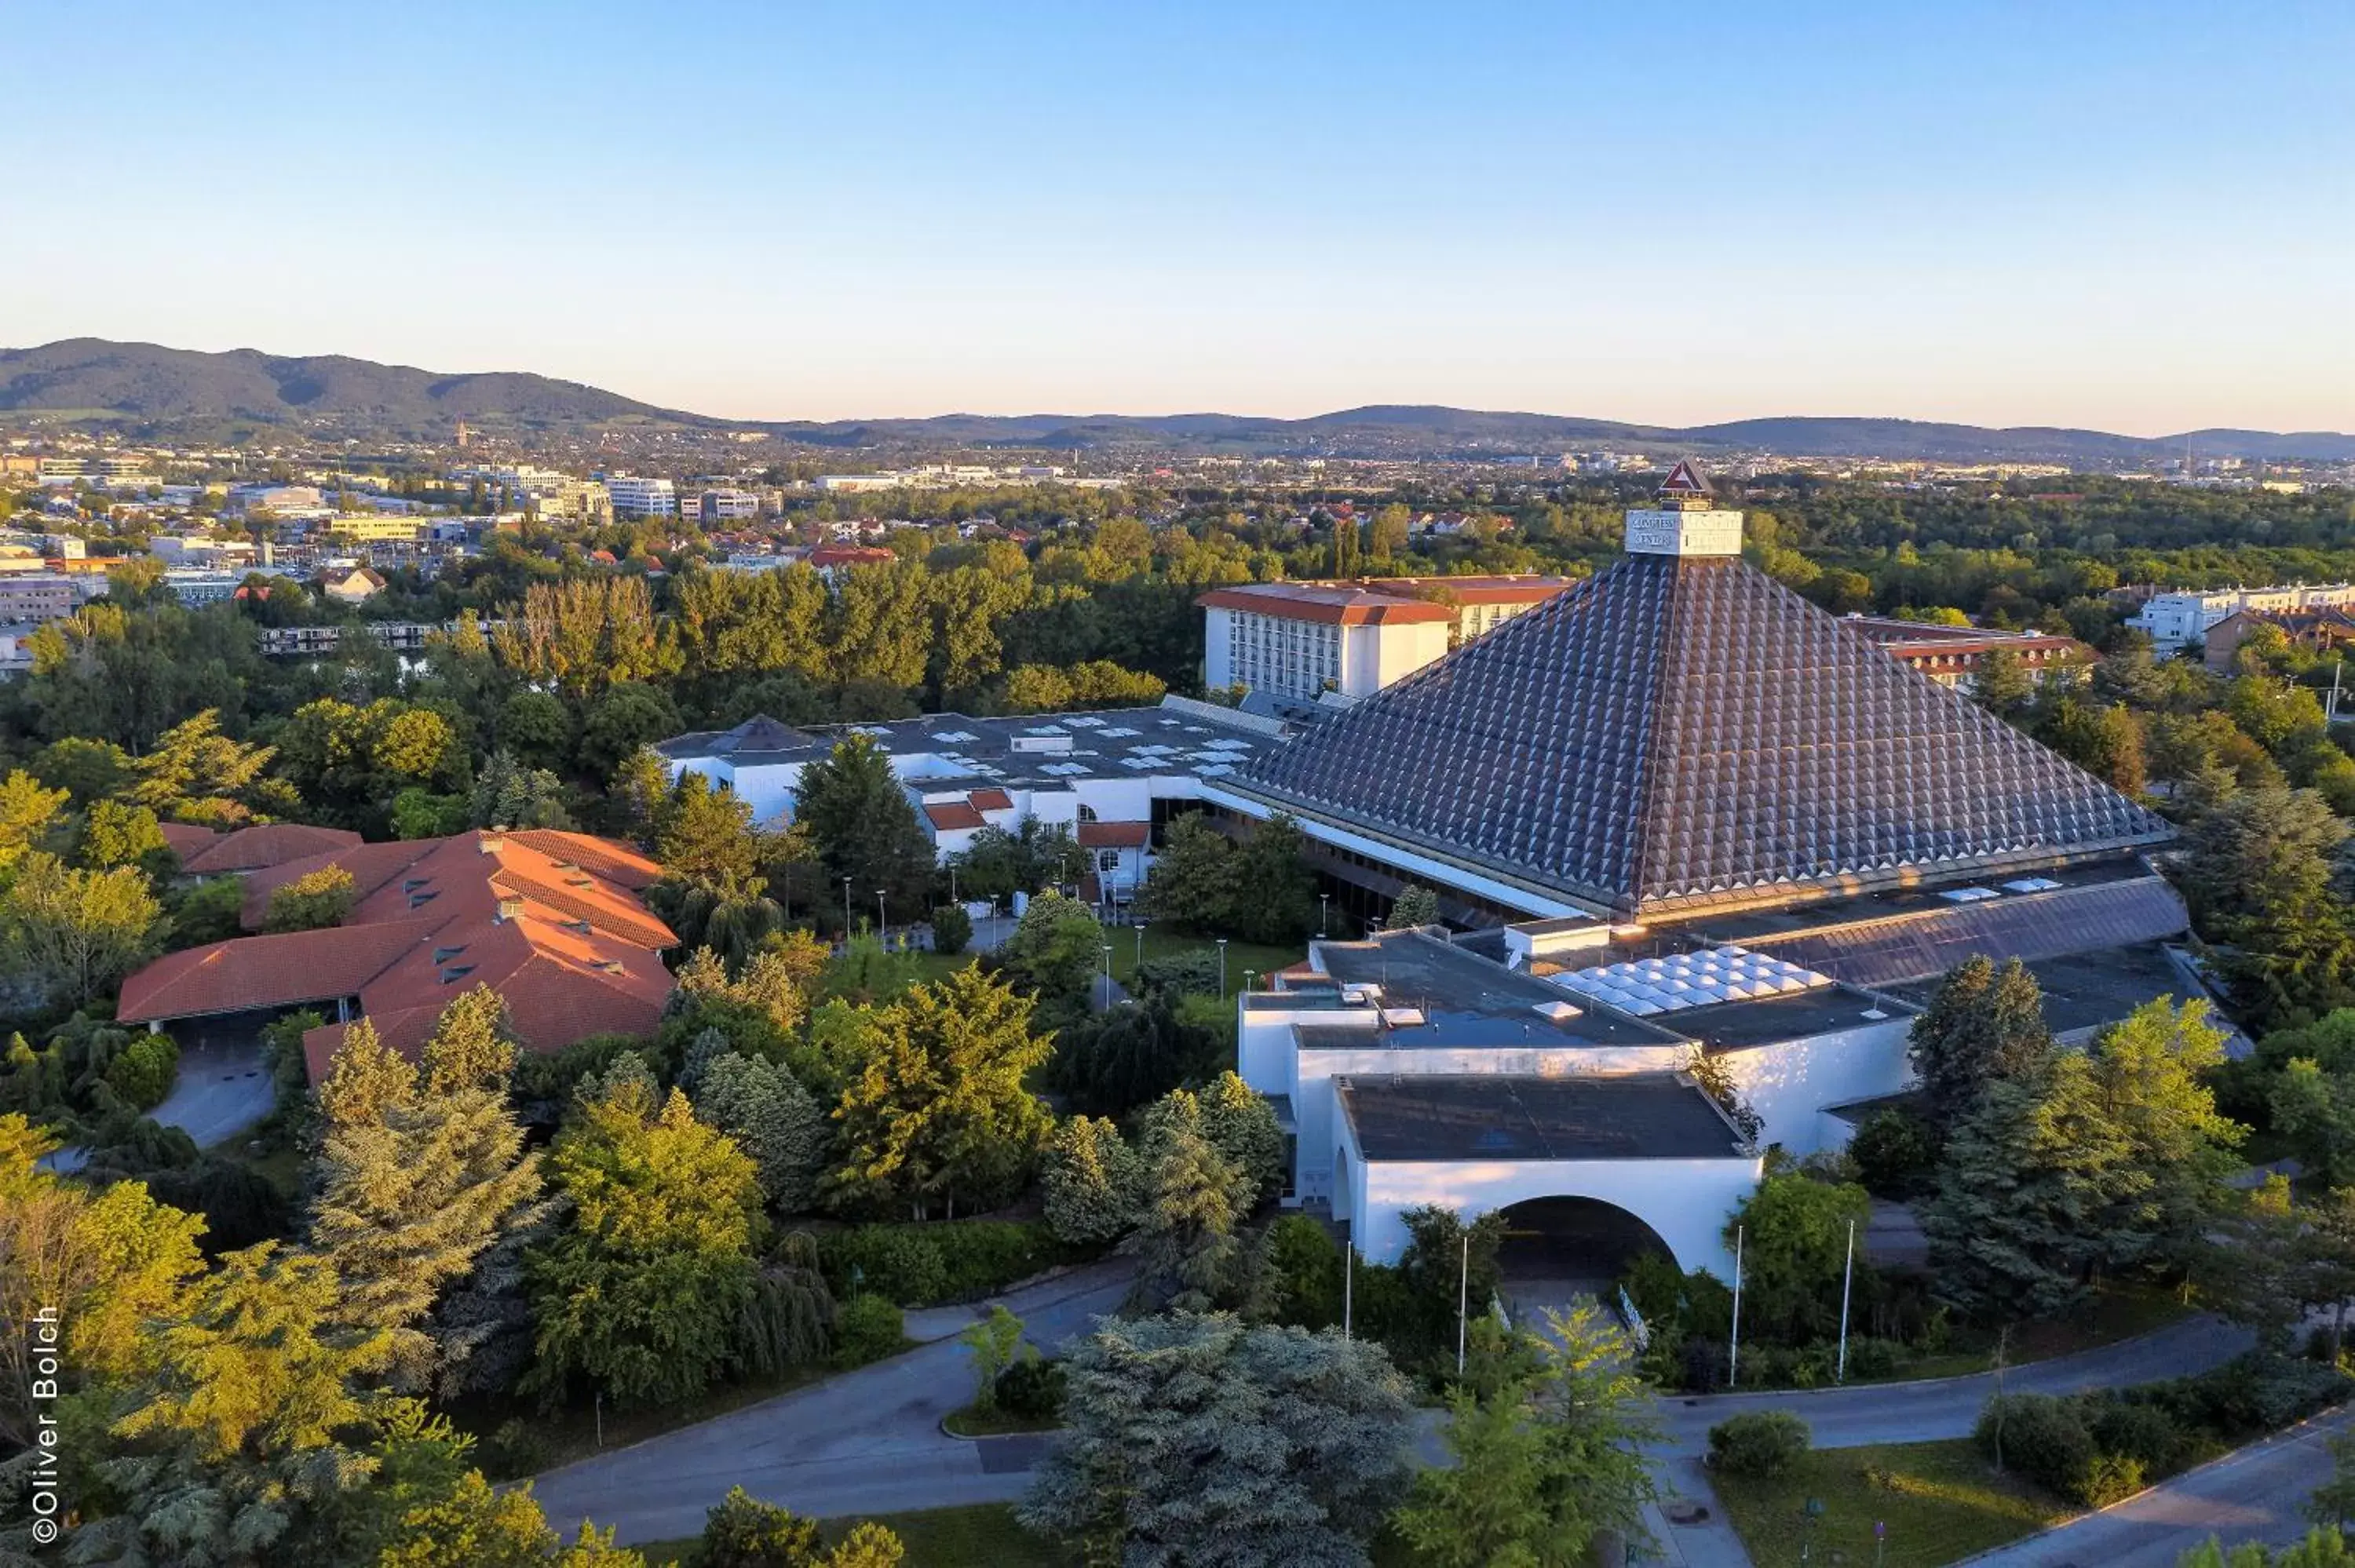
[2130,583,2355,649]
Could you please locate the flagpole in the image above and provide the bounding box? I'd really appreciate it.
[1729,1224,1744,1387]
[1836,1218,1857,1384]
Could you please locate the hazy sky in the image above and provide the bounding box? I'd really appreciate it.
[9,1,2351,432]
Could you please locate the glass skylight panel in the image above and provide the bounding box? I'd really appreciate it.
[1064,716,1104,727]
[1101,726,1142,738]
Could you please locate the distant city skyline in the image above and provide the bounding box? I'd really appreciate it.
[6,1,2350,434]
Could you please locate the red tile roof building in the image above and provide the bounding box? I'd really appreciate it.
[1199,575,1576,701]
[181,822,363,877]
[117,830,676,1085]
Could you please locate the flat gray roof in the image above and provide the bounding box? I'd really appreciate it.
[1307,931,1685,1049]
[659,703,1280,791]
[1336,1073,1748,1162]
[1883,941,2189,1039]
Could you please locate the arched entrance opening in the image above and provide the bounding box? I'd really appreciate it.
[1493,1195,1678,1321]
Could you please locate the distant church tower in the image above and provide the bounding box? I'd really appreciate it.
[455,420,473,450]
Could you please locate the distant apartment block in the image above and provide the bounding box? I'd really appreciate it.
[1841,615,2088,692]
[0,575,75,625]
[2129,583,2355,650]
[327,516,423,543]
[604,476,677,517]
[699,488,762,522]
[1198,575,1574,702]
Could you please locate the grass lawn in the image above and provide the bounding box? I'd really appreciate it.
[1098,922,1305,997]
[1714,1439,2071,1567]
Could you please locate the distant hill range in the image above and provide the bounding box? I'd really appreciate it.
[5,338,2351,465]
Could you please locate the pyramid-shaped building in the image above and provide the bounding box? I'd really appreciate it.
[1228,465,2171,921]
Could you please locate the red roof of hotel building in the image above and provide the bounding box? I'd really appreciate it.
[1358,574,1576,607]
[968,788,1014,814]
[181,822,363,877]
[1075,821,1151,848]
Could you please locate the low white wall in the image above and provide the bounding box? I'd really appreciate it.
[1715,1018,1915,1156]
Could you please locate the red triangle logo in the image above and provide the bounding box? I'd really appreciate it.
[1659,460,1713,497]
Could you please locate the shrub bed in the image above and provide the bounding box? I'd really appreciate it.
[819,1219,1067,1307]
[1975,1352,2351,1507]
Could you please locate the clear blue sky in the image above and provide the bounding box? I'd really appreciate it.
[9,1,2350,432]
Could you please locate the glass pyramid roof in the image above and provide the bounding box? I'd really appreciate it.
[1229,555,2174,919]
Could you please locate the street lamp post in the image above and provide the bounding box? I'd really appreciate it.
[1101,943,1113,1005]
[1320,892,1330,937]
[875,890,887,948]
[1216,937,1229,997]
[1133,918,1146,969]
[842,877,853,938]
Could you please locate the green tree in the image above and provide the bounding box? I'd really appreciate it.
[1908,955,2056,1132]
[1974,647,2035,720]
[958,1304,1028,1413]
[1921,1052,2144,1318]
[1227,811,1319,944]
[0,768,70,870]
[307,987,546,1389]
[1021,1314,1411,1566]
[580,681,684,784]
[1199,1070,1286,1208]
[1386,884,1440,929]
[0,1114,206,1448]
[79,797,170,870]
[2182,788,2355,1030]
[4,850,165,1005]
[792,733,936,925]
[1724,1169,1872,1346]
[526,1081,764,1408]
[1135,812,1233,932]
[824,966,1053,1219]
[264,862,358,932]
[995,889,1106,1005]
[471,749,575,830]
[697,1486,905,1568]
[1130,1090,1250,1311]
[129,708,275,826]
[2085,997,2243,1275]
[692,1052,827,1213]
[1393,1300,1661,1567]
[1042,1114,1140,1245]
[83,1243,395,1566]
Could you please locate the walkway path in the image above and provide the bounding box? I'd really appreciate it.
[1963,1405,2355,1568]
[149,1030,274,1149]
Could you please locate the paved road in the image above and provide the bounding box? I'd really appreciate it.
[1964,1405,2355,1568]
[531,1280,2256,1548]
[1652,1315,2254,1453]
[149,1029,274,1149]
[529,1262,1132,1544]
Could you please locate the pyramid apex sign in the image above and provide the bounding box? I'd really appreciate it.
[1659,459,1714,498]
[1627,460,1742,556]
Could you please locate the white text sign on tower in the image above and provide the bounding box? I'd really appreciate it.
[1623,508,1744,556]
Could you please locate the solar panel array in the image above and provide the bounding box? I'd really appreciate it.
[1552,947,1835,1016]
[1230,553,2174,919]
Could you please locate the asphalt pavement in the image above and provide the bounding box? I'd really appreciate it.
[1962,1404,2355,1568]
[528,1273,2258,1550]
[528,1261,1133,1544]
[148,1026,274,1148]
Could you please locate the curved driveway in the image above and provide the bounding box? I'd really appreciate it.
[531,1293,2255,1548]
